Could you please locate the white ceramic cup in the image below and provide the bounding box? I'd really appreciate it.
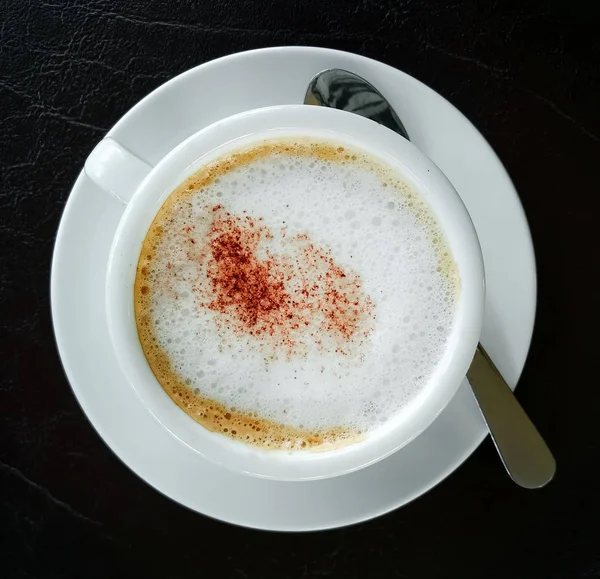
[86,105,484,481]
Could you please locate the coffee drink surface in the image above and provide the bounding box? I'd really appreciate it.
[135,138,458,450]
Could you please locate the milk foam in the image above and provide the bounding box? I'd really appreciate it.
[135,139,459,450]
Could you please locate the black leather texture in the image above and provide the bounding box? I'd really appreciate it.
[1,1,598,577]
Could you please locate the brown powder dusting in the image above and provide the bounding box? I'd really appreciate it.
[188,205,375,358]
[207,209,290,330]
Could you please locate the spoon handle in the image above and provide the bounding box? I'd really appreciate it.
[467,345,556,488]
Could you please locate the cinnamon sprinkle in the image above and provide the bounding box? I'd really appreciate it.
[191,205,374,356]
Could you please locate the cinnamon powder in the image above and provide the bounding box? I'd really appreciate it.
[193,205,374,356]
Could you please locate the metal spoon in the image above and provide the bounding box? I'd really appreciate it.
[305,68,555,488]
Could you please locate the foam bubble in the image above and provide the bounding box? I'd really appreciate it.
[134,138,459,450]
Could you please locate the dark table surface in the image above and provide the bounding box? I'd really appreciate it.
[1,1,598,577]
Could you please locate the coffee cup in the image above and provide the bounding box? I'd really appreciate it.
[85,105,484,480]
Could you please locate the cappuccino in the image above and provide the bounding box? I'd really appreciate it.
[134,138,458,450]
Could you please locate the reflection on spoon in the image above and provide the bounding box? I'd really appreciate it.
[305,68,555,488]
[305,69,409,140]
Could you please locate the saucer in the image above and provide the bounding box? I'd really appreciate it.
[51,47,536,531]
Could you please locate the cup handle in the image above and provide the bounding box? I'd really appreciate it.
[84,138,153,205]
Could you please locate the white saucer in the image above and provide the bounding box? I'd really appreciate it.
[51,47,536,531]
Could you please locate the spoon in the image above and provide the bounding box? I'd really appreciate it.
[305,68,555,489]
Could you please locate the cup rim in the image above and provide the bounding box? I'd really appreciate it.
[105,104,485,481]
